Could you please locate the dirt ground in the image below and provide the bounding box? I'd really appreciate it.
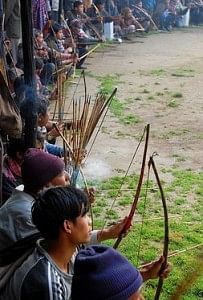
[66,27,203,181]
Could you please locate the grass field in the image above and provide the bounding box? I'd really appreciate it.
[90,167,203,299]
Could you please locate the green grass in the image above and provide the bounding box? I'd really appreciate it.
[172,154,186,163]
[141,89,150,94]
[147,96,154,101]
[98,74,120,95]
[98,74,142,125]
[150,69,166,76]
[91,168,203,299]
[171,68,195,78]
[167,99,180,108]
[160,129,190,140]
[156,92,164,96]
[172,92,183,98]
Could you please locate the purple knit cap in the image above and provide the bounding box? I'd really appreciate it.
[72,245,143,300]
[21,148,64,192]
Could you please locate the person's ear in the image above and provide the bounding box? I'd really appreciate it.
[63,220,72,234]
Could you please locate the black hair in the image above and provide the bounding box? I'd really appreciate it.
[74,1,83,8]
[32,186,89,240]
[14,75,25,93]
[94,0,105,6]
[20,94,48,119]
[6,137,26,159]
[37,97,49,116]
[33,28,42,38]
[51,22,63,34]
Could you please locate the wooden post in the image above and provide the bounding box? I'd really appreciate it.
[20,0,37,149]
[58,0,63,23]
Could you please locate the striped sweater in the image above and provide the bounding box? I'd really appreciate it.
[0,240,75,300]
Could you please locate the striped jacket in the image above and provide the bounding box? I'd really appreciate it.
[0,239,75,300]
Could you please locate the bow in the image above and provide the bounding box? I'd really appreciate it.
[92,3,104,35]
[133,5,158,30]
[78,43,100,61]
[60,14,77,78]
[148,155,169,300]
[85,19,103,41]
[113,124,150,249]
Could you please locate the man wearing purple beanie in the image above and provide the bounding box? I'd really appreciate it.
[0,186,170,300]
[0,148,67,254]
[0,149,130,268]
[72,245,170,300]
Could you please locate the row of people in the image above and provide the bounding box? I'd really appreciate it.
[5,0,203,98]
[0,147,170,299]
[4,0,203,71]
[33,0,201,38]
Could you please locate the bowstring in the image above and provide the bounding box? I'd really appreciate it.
[100,125,147,232]
[136,156,151,266]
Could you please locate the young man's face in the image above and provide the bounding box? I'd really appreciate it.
[69,213,91,244]
[137,1,142,8]
[36,33,44,45]
[56,29,63,40]
[126,9,132,17]
[38,111,50,127]
[76,4,84,14]
[49,171,70,187]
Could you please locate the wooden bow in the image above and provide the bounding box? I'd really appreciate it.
[113,124,150,249]
[60,14,77,78]
[148,155,169,300]
[92,3,104,34]
[133,5,158,30]
[78,43,100,61]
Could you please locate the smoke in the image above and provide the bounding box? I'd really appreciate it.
[83,157,112,181]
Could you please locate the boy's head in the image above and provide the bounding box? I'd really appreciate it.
[21,148,66,193]
[135,0,142,8]
[122,7,132,17]
[52,23,63,40]
[94,0,105,11]
[33,29,44,44]
[74,1,84,13]
[72,245,143,300]
[37,98,49,127]
[32,186,91,243]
